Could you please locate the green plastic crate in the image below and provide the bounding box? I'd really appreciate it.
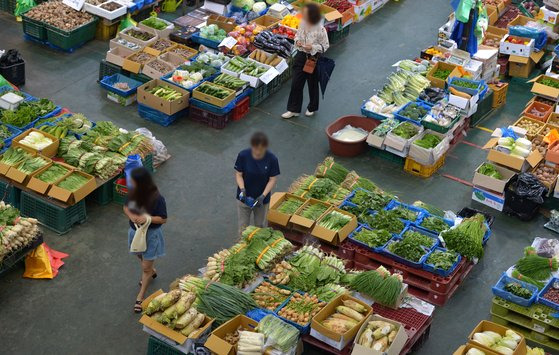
[0,0,9,12]
[0,179,21,209]
[46,18,98,51]
[470,90,495,127]
[371,147,405,166]
[493,297,559,333]
[20,191,86,234]
[267,76,283,95]
[146,336,183,355]
[328,25,350,45]
[99,60,123,81]
[87,177,116,205]
[249,84,269,106]
[22,14,47,41]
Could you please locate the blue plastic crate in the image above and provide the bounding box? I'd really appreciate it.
[161,68,218,92]
[274,292,313,334]
[6,105,61,131]
[416,213,454,235]
[128,0,143,11]
[0,85,35,101]
[394,101,431,125]
[245,308,276,322]
[493,273,538,307]
[0,124,21,149]
[190,32,221,49]
[190,97,236,115]
[138,103,188,126]
[423,247,462,277]
[384,199,425,224]
[400,224,439,250]
[349,224,393,254]
[448,77,484,97]
[383,237,430,268]
[538,277,559,311]
[483,222,491,245]
[360,102,391,120]
[99,74,143,97]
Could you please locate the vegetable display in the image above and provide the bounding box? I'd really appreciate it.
[318,210,351,231]
[123,28,155,41]
[478,163,502,179]
[277,292,325,326]
[441,214,486,259]
[321,299,367,334]
[224,56,250,73]
[256,314,299,352]
[420,216,450,233]
[241,61,268,77]
[341,171,379,193]
[515,246,558,280]
[389,205,419,221]
[504,282,533,299]
[196,280,258,325]
[148,85,183,101]
[195,51,228,68]
[0,147,32,167]
[25,1,94,31]
[387,237,428,262]
[277,197,304,214]
[141,16,169,30]
[398,103,428,121]
[0,202,40,263]
[18,131,54,150]
[248,49,283,67]
[357,319,400,352]
[35,164,69,183]
[1,99,56,128]
[391,122,419,139]
[315,157,349,184]
[196,82,234,99]
[296,202,329,221]
[532,165,558,187]
[369,210,405,234]
[472,329,522,354]
[425,249,459,271]
[237,331,264,355]
[254,30,293,58]
[377,71,431,106]
[538,77,559,89]
[16,156,49,174]
[413,133,441,149]
[251,281,291,310]
[199,24,227,42]
[353,228,392,248]
[432,68,451,80]
[350,267,403,307]
[212,73,248,91]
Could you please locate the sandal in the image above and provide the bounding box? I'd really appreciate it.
[139,272,158,287]
[134,300,143,313]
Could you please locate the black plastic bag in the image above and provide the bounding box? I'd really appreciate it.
[0,49,24,67]
[509,173,548,204]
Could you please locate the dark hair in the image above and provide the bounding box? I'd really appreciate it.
[304,3,321,25]
[128,167,159,210]
[250,132,269,147]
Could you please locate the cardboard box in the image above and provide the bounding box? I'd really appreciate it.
[142,59,174,80]
[454,344,500,355]
[12,128,59,158]
[311,207,357,245]
[468,320,527,355]
[137,79,190,115]
[167,44,198,61]
[472,185,505,211]
[508,51,545,78]
[384,122,423,153]
[291,0,342,22]
[109,36,143,52]
[290,198,330,231]
[351,315,408,355]
[352,0,373,23]
[107,91,137,106]
[207,14,237,33]
[409,130,449,166]
[532,162,558,194]
[119,26,158,47]
[267,192,307,227]
[484,137,542,172]
[530,75,559,101]
[487,25,507,37]
[48,170,97,205]
[464,59,483,80]
[159,52,187,68]
[473,45,498,67]
[140,289,214,345]
[106,46,135,67]
[486,5,497,25]
[143,39,178,57]
[310,294,372,351]
[513,116,545,138]
[122,50,158,74]
[0,146,34,176]
[546,140,559,164]
[539,6,559,25]
[6,155,52,185]
[426,62,460,89]
[499,34,535,58]
[26,162,74,195]
[138,18,174,39]
[507,14,532,27]
[250,15,281,30]
[449,92,479,117]
[419,45,449,61]
[473,162,516,193]
[204,315,258,355]
[192,83,235,108]
[366,130,385,149]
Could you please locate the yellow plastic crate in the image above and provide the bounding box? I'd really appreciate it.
[489,83,508,109]
[404,154,446,178]
[95,18,119,41]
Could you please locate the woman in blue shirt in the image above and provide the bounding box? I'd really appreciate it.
[235,132,280,234]
[123,167,167,313]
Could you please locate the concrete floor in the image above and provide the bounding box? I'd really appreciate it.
[0,0,557,354]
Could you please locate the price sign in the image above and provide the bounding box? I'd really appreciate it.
[63,0,85,11]
[259,67,280,84]
[275,59,288,74]
[219,37,237,49]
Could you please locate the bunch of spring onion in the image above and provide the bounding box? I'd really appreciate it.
[515,246,558,281]
[318,210,352,231]
[0,147,32,167]
[314,157,349,184]
[341,171,378,192]
[16,156,49,174]
[350,266,404,307]
[296,202,329,221]
[325,185,351,205]
[289,175,338,201]
[195,280,258,324]
[56,172,90,192]
[441,214,486,259]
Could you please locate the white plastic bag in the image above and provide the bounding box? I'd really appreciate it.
[135,128,171,167]
[332,125,369,142]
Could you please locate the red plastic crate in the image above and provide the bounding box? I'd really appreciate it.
[353,245,468,294]
[232,96,250,121]
[189,106,230,129]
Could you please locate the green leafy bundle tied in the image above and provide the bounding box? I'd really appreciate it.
[511,269,545,289]
[57,172,90,192]
[314,157,349,184]
[298,203,329,221]
[277,197,304,214]
[440,214,486,259]
[504,282,533,299]
[516,247,558,281]
[341,171,378,192]
[318,211,351,231]
[196,281,257,325]
[36,164,69,183]
[350,267,402,307]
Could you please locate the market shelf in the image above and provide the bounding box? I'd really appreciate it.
[492,297,559,335]
[0,232,43,276]
[490,313,559,353]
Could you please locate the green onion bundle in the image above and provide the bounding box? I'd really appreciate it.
[196,281,257,325]
[314,157,349,184]
[57,172,90,191]
[341,171,378,192]
[511,269,545,289]
[277,197,304,214]
[0,147,32,167]
[516,247,558,281]
[16,156,48,174]
[36,164,69,183]
[350,267,403,307]
[298,203,329,220]
[318,211,351,231]
[441,214,486,259]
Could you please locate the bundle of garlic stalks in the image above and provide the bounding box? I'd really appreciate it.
[0,202,40,264]
[202,226,293,288]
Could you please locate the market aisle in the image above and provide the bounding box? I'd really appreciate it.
[0,1,557,354]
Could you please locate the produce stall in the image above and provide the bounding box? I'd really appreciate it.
[136,157,496,354]
[0,85,166,234]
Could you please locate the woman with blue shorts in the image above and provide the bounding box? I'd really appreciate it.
[123,167,167,313]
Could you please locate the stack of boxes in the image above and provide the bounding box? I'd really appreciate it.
[473,46,499,82]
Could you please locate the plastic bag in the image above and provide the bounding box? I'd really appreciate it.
[500,127,518,140]
[509,25,548,51]
[531,236,559,258]
[332,125,368,142]
[135,127,171,167]
[258,314,299,353]
[118,13,136,32]
[0,49,24,67]
[544,128,559,145]
[509,173,548,204]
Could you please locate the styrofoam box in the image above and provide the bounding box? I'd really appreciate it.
[83,1,127,21]
[0,92,24,110]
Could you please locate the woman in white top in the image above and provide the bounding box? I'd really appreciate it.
[282,3,330,119]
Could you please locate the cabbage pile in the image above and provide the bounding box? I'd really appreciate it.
[497,137,532,158]
[170,70,204,89]
[196,52,228,68]
[200,24,227,42]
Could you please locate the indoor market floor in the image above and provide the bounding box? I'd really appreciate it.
[0,0,554,354]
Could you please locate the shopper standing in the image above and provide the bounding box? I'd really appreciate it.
[123,167,167,313]
[282,3,330,119]
[235,132,280,234]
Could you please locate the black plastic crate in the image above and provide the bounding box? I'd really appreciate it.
[457,207,495,227]
[20,191,86,234]
[249,84,269,106]
[0,179,21,208]
[327,25,350,45]
[0,60,25,86]
[146,336,183,355]
[99,60,122,81]
[86,177,116,206]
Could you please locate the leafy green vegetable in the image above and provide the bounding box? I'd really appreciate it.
[1,99,56,128]
[538,77,559,89]
[420,216,450,233]
[391,122,419,139]
[390,206,418,221]
[318,211,351,231]
[413,133,442,149]
[426,249,458,270]
[369,210,405,234]
[387,238,428,262]
[399,103,428,121]
[353,228,392,248]
[504,282,533,299]
[402,229,435,248]
[277,197,304,214]
[0,147,32,166]
[141,17,169,30]
[478,163,503,179]
[441,214,486,259]
[451,79,479,89]
[56,172,90,191]
[16,156,48,174]
[350,189,392,211]
[36,164,69,183]
[298,203,329,220]
[432,68,451,79]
